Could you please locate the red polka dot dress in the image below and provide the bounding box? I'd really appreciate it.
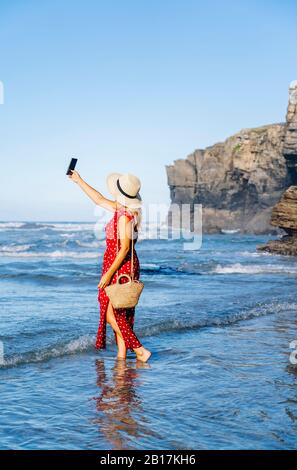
[95,207,142,351]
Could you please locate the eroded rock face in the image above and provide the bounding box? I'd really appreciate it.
[257,186,297,256]
[257,234,297,256]
[283,81,297,183]
[166,124,290,233]
[256,83,297,254]
[270,185,297,232]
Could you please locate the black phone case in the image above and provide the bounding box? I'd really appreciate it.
[66,158,78,175]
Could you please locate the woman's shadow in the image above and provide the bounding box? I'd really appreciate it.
[92,358,151,449]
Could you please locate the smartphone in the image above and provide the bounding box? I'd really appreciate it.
[66,158,78,175]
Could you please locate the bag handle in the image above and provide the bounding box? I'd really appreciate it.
[115,210,135,282]
[117,273,132,284]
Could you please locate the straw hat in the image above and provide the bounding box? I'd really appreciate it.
[106,173,142,209]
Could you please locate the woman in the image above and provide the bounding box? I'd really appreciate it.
[69,170,151,363]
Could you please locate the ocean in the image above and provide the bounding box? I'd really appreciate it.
[0,221,297,450]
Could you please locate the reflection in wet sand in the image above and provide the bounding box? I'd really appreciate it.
[92,359,152,449]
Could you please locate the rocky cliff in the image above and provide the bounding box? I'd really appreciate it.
[166,83,297,234]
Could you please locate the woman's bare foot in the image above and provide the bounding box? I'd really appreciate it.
[135,347,151,363]
[116,355,126,360]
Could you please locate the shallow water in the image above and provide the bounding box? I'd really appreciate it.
[0,222,297,449]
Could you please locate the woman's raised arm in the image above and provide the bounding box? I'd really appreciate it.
[69,170,117,212]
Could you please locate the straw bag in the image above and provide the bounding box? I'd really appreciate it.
[105,213,144,309]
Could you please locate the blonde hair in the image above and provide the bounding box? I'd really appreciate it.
[132,208,142,231]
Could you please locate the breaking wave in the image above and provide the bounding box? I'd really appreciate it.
[0,221,95,232]
[0,244,32,253]
[1,335,96,368]
[213,263,297,275]
[0,250,99,259]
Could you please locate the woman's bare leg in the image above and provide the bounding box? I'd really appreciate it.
[116,334,127,359]
[106,302,127,359]
[106,301,151,362]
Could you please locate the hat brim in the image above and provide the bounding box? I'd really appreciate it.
[106,173,142,209]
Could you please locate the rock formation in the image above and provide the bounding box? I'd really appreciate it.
[257,82,297,255]
[283,81,297,183]
[257,186,297,255]
[166,83,297,234]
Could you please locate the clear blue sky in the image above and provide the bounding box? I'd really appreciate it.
[0,0,296,221]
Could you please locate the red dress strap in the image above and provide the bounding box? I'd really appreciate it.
[116,207,135,222]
